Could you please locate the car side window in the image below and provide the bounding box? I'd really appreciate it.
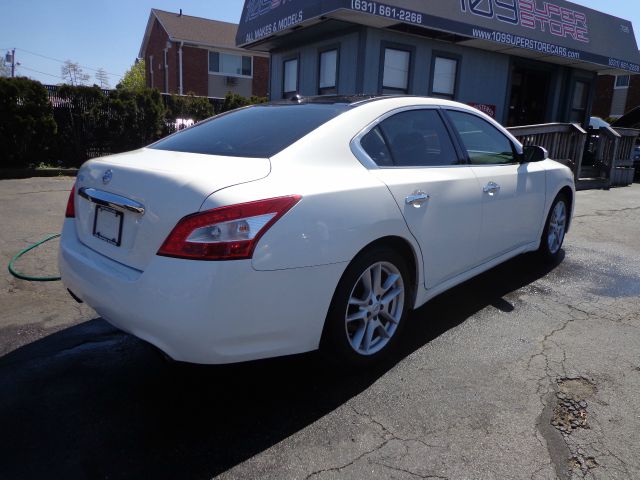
[360,127,394,166]
[381,110,458,167]
[361,109,459,167]
[446,110,516,165]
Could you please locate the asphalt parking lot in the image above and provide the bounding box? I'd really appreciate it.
[1,177,639,480]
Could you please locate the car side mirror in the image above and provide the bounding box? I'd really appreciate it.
[522,145,549,163]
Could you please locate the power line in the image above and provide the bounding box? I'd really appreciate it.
[15,47,124,77]
[18,65,65,80]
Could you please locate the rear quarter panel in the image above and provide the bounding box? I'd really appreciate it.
[199,102,423,280]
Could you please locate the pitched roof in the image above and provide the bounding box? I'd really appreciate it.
[152,9,238,47]
[139,9,259,58]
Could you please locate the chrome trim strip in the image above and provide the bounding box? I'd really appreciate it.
[78,187,145,215]
[349,103,523,169]
[350,105,469,170]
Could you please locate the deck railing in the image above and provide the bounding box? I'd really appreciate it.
[609,127,639,186]
[613,128,639,167]
[507,123,587,180]
[508,123,639,188]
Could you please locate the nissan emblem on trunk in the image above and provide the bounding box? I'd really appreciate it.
[102,169,113,185]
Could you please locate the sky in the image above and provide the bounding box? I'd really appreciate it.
[1,0,639,86]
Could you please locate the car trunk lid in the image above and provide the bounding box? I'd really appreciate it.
[73,148,270,270]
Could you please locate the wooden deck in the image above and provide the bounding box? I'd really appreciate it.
[507,123,639,189]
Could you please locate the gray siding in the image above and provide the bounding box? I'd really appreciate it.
[267,24,594,124]
[208,74,252,98]
[270,31,360,99]
[269,26,510,120]
[362,28,511,121]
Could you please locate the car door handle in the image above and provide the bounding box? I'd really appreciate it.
[405,192,430,208]
[483,182,501,196]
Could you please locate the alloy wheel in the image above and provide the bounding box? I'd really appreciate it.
[345,261,405,355]
[547,200,567,255]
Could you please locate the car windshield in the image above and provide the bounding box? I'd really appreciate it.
[150,103,350,158]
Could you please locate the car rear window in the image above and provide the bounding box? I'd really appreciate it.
[149,103,349,158]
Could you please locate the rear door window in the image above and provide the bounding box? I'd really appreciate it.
[360,127,393,166]
[361,109,459,167]
[150,104,348,158]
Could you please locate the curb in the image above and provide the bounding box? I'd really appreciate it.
[0,168,78,180]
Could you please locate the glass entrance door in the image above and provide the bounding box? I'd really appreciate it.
[507,65,551,126]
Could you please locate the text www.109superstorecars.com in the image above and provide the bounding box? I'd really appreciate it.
[351,0,424,25]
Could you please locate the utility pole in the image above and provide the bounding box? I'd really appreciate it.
[10,48,15,77]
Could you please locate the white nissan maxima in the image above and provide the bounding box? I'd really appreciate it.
[59,96,574,366]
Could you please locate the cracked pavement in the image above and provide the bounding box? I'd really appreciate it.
[1,178,639,480]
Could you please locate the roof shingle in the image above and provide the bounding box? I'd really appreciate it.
[152,8,238,48]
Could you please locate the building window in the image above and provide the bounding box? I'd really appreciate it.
[283,58,298,98]
[209,51,252,77]
[431,56,459,99]
[615,75,630,89]
[570,80,589,123]
[318,48,338,95]
[382,48,410,94]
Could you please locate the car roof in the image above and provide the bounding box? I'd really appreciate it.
[264,94,482,111]
[265,95,376,106]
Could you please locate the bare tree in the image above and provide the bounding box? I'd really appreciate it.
[61,60,90,85]
[95,68,110,89]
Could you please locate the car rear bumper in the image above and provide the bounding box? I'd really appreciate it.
[59,219,346,364]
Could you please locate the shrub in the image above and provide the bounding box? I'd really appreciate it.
[220,92,267,113]
[1,80,268,168]
[51,85,166,165]
[52,84,106,164]
[165,92,215,122]
[0,77,56,168]
[97,86,166,153]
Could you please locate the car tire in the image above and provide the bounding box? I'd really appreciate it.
[321,246,412,368]
[538,193,569,262]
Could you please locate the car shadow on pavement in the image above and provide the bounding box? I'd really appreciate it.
[0,252,562,480]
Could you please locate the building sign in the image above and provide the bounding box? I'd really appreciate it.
[468,102,497,118]
[239,0,329,44]
[237,0,640,73]
[460,0,589,44]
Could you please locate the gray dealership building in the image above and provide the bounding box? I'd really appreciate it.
[236,0,640,127]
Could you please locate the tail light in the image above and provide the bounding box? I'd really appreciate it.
[65,183,76,218]
[157,195,301,261]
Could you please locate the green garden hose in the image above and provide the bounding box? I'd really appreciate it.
[7,234,61,281]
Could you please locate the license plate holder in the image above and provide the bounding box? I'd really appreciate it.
[93,206,123,246]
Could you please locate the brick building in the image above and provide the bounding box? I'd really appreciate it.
[593,73,640,119]
[139,9,269,98]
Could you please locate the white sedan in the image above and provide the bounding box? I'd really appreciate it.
[59,96,574,366]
